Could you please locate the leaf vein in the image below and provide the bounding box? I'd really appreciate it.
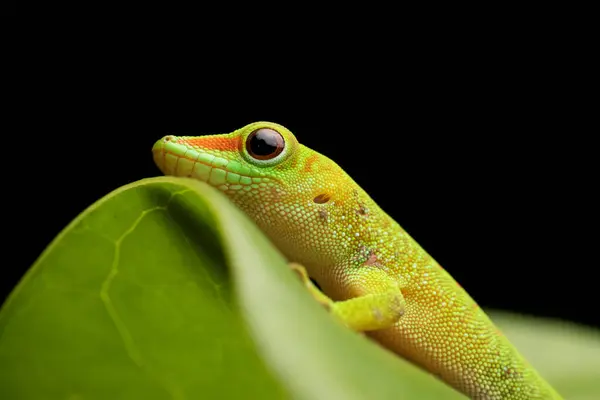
[100,206,164,367]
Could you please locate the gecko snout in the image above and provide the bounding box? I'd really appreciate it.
[152,135,178,175]
[152,135,177,151]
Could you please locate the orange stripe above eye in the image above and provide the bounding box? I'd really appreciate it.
[181,136,241,151]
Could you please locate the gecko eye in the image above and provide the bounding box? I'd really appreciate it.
[246,128,285,160]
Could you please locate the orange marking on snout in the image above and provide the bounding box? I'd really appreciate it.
[181,136,241,152]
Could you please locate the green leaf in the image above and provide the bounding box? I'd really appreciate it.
[1,177,598,399]
[490,311,600,400]
[0,177,460,400]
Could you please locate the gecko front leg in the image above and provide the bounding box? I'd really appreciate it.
[289,263,405,332]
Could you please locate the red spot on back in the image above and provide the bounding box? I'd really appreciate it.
[182,136,241,152]
[365,251,378,266]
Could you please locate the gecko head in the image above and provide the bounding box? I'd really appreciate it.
[152,121,302,189]
[152,121,356,246]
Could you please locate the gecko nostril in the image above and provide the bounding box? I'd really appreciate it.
[163,135,179,143]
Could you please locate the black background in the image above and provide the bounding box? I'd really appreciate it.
[6,33,597,330]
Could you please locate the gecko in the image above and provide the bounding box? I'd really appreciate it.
[152,121,562,399]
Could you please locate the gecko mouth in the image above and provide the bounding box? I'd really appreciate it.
[152,136,266,192]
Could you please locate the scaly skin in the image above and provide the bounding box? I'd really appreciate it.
[152,121,562,400]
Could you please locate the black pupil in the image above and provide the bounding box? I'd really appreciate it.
[250,129,281,156]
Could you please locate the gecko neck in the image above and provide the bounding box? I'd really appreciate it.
[235,182,427,299]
